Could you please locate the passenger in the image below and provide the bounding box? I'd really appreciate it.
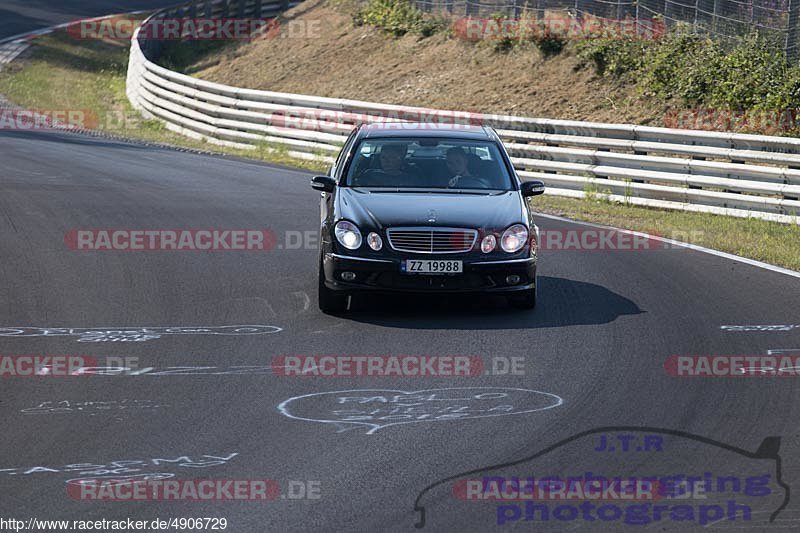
[445,147,475,187]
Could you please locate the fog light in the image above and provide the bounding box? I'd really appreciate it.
[506,275,521,285]
[341,271,356,281]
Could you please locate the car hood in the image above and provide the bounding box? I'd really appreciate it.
[337,188,526,231]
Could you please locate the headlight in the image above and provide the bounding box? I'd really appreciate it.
[335,220,362,250]
[501,224,528,253]
[480,234,496,253]
[367,232,383,251]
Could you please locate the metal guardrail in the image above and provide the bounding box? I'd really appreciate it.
[127,0,800,224]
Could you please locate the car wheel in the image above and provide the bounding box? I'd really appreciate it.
[509,287,536,310]
[318,258,348,313]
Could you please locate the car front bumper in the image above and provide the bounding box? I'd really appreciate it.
[322,253,536,293]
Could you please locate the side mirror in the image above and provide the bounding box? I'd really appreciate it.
[521,180,545,197]
[311,175,336,193]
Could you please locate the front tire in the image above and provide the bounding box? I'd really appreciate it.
[318,258,348,313]
[509,286,536,310]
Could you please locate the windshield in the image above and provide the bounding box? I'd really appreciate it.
[343,137,514,190]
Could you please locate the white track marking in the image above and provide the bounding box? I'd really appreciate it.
[534,212,800,280]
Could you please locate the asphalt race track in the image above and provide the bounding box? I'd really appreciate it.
[0,1,175,40]
[2,4,800,532]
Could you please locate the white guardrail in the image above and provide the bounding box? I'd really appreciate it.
[126,0,800,224]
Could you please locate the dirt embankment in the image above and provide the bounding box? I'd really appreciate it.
[180,0,668,125]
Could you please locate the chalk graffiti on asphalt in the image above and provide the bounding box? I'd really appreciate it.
[21,399,166,415]
[277,387,564,435]
[0,453,239,482]
[0,325,281,342]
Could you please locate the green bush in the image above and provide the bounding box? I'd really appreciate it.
[355,0,444,37]
[536,36,565,57]
[774,66,800,110]
[575,37,652,77]
[577,26,800,114]
[706,35,793,109]
[638,29,721,103]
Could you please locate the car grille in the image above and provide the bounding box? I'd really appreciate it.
[386,227,477,254]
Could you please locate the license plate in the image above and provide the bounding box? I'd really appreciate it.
[401,260,463,274]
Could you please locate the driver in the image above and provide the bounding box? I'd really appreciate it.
[446,147,475,187]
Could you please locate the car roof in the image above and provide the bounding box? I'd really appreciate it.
[358,122,495,140]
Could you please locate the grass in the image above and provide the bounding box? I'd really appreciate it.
[0,27,328,172]
[533,195,800,271]
[1,19,799,272]
[159,39,235,73]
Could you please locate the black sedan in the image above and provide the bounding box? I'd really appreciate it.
[311,123,545,313]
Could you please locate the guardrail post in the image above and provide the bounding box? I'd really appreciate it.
[786,162,799,200]
[631,150,646,183]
